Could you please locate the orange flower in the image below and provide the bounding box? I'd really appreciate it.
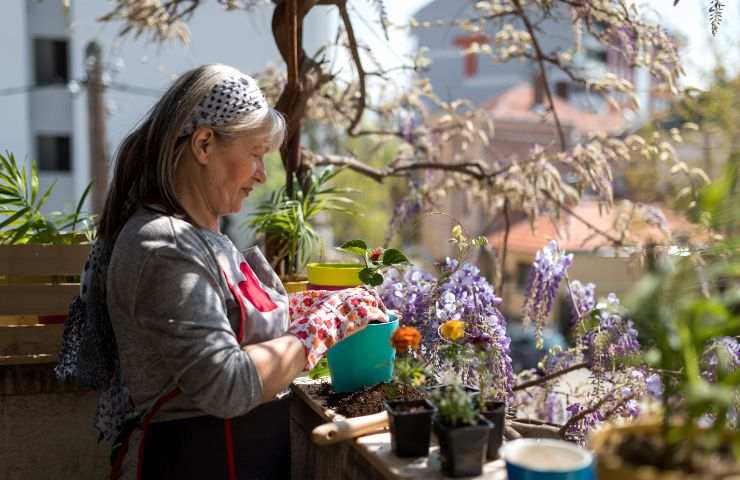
[391,326,422,354]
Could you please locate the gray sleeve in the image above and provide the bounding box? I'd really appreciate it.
[133,246,263,418]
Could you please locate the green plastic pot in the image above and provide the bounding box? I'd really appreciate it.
[327,313,399,393]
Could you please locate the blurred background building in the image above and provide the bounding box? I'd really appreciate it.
[0,0,334,234]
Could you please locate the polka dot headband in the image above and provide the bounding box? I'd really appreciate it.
[179,72,268,137]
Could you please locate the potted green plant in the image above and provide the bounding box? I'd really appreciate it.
[307,240,410,290]
[0,151,94,246]
[430,382,492,477]
[383,326,436,458]
[589,169,740,479]
[0,151,94,326]
[249,167,356,292]
[322,242,410,392]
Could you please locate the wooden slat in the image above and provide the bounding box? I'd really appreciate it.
[0,324,63,357]
[0,244,90,276]
[0,284,79,315]
[0,353,58,366]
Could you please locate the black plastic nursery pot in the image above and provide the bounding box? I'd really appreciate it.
[384,399,436,458]
[433,415,492,478]
[479,399,506,460]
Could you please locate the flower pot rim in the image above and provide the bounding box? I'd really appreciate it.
[384,398,436,415]
[307,262,364,288]
[500,438,594,473]
[306,262,364,270]
[434,413,492,431]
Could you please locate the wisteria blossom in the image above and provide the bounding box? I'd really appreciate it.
[582,293,640,371]
[379,267,435,329]
[522,240,574,348]
[378,259,514,396]
[701,336,740,382]
[569,280,596,327]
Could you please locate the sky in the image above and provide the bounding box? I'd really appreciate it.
[350,0,740,90]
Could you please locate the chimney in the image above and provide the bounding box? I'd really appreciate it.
[532,72,546,107]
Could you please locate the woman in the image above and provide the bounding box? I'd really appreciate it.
[59,64,385,479]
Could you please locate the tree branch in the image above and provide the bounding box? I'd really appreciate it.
[543,191,625,246]
[323,0,366,134]
[512,0,567,151]
[512,362,589,391]
[497,199,511,294]
[559,391,635,438]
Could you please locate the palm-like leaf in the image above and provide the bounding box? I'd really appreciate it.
[248,167,357,275]
[0,151,96,244]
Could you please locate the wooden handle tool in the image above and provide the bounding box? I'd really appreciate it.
[311,411,390,445]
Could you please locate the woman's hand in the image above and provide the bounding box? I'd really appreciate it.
[287,288,387,369]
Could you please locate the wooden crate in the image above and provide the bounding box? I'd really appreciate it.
[0,244,90,366]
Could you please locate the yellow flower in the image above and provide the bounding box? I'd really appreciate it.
[440,320,465,342]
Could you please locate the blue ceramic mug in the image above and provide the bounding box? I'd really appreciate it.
[500,439,595,480]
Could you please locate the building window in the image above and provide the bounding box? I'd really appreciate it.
[515,262,530,291]
[34,38,69,85]
[36,135,71,172]
[555,81,569,100]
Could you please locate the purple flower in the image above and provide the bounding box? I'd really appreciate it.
[564,402,602,438]
[569,280,595,326]
[624,399,641,418]
[645,373,663,398]
[701,336,740,382]
[582,293,640,370]
[378,267,435,329]
[541,348,578,374]
[541,391,565,425]
[522,241,573,348]
[379,260,514,396]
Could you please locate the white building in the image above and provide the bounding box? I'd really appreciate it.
[0,0,335,244]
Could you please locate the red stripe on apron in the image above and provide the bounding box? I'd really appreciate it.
[222,268,247,344]
[110,387,180,480]
[224,419,238,480]
[221,265,248,478]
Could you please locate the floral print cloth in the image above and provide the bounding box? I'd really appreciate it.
[287,288,387,369]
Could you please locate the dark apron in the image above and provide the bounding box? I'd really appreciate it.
[140,394,291,480]
[110,261,291,480]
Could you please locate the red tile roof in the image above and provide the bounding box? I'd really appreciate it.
[485,83,626,135]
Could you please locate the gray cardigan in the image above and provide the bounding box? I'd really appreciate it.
[107,206,289,424]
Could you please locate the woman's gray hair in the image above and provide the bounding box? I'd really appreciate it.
[98,64,285,240]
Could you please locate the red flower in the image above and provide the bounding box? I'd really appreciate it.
[357,306,368,318]
[369,247,383,262]
[303,298,314,307]
[351,298,360,306]
[317,329,327,340]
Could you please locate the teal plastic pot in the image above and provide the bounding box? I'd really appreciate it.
[327,313,399,393]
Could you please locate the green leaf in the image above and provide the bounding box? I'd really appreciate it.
[0,206,30,230]
[381,249,409,266]
[359,267,383,286]
[70,182,92,231]
[307,357,330,379]
[337,240,368,257]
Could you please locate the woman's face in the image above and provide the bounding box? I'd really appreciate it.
[203,131,269,215]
